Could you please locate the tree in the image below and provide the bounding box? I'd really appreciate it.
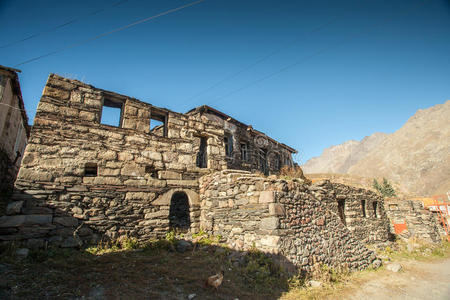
[373,178,396,197]
[382,178,396,197]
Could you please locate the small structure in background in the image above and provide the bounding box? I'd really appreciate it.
[384,197,444,243]
[0,65,29,198]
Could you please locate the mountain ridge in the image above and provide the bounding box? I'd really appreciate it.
[302,100,450,196]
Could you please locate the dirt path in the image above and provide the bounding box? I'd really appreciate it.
[345,258,450,300]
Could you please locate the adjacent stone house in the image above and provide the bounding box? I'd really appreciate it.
[385,198,442,243]
[0,65,29,196]
[1,74,391,271]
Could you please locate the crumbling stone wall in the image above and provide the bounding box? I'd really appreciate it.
[200,170,389,271]
[385,198,441,243]
[0,74,295,247]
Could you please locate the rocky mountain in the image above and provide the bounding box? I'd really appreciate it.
[302,132,388,174]
[303,100,450,196]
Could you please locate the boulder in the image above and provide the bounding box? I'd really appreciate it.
[386,262,402,272]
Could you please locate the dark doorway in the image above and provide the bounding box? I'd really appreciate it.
[337,199,346,225]
[361,200,366,217]
[169,192,191,230]
[196,137,207,168]
[373,201,378,218]
[259,148,268,175]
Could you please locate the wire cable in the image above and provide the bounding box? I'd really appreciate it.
[183,14,341,108]
[0,102,26,112]
[205,0,428,107]
[0,0,130,49]
[14,0,206,67]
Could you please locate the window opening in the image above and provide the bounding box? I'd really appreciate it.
[84,163,98,177]
[101,98,123,127]
[224,133,233,157]
[196,137,207,168]
[361,200,366,217]
[150,110,167,137]
[337,199,346,225]
[259,148,268,175]
[241,142,249,162]
[373,201,379,218]
[274,153,281,170]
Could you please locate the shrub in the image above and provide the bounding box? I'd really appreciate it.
[373,178,396,197]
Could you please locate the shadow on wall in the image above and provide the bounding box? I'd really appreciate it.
[0,189,202,249]
[0,235,298,299]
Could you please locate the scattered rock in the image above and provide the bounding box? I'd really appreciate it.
[188,293,196,299]
[176,240,193,253]
[386,262,402,273]
[372,259,382,269]
[5,201,23,215]
[61,236,81,248]
[88,285,105,300]
[308,280,323,288]
[26,238,45,249]
[15,248,30,259]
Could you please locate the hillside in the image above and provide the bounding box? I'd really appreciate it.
[303,100,450,196]
[302,133,387,174]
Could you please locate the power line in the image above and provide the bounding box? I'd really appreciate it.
[14,0,206,67]
[0,102,26,112]
[0,0,130,49]
[183,14,340,108]
[205,0,428,107]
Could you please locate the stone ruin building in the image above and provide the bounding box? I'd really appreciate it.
[0,65,29,198]
[385,198,442,243]
[0,74,392,272]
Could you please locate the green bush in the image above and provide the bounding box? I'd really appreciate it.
[373,178,396,197]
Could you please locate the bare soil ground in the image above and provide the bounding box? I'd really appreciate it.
[344,258,450,300]
[1,240,449,300]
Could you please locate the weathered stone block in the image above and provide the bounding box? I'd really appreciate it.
[158,171,182,180]
[43,86,70,100]
[0,215,53,227]
[260,217,279,230]
[54,217,78,227]
[17,168,53,182]
[260,235,280,248]
[269,203,285,216]
[80,111,97,121]
[259,191,275,203]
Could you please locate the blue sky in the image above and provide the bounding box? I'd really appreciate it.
[1,0,449,163]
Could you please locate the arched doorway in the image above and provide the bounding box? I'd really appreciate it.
[169,191,191,230]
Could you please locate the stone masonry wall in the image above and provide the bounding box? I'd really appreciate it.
[0,74,296,248]
[200,170,389,271]
[385,198,441,243]
[0,74,227,247]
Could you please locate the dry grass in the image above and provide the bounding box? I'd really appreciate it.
[2,236,449,299]
[0,236,290,299]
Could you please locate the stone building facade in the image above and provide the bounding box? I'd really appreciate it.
[0,65,29,196]
[0,74,391,271]
[385,198,441,243]
[0,74,295,247]
[200,170,388,272]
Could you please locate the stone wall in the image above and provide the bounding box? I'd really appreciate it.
[385,198,441,243]
[199,170,389,271]
[0,66,29,197]
[0,74,295,247]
